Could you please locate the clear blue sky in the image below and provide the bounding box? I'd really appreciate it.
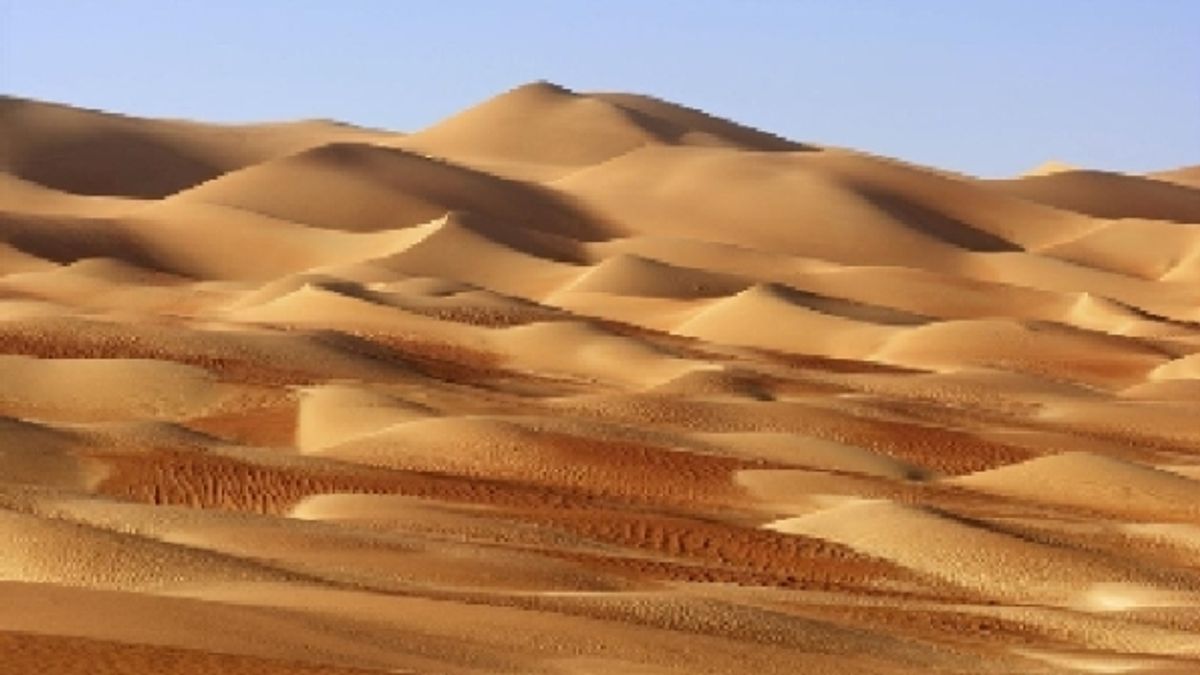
[2,1,1197,176]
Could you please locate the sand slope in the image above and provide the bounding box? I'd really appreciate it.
[1,96,390,198]
[949,452,1200,519]
[990,170,1200,222]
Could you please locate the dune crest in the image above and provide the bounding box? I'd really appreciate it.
[1021,159,1079,176]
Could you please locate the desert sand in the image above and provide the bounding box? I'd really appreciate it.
[2,83,1200,673]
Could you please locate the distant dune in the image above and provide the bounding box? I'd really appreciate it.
[3,82,1200,674]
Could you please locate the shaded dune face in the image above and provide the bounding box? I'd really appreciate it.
[173,141,615,240]
[2,82,1200,674]
[0,95,390,198]
[13,129,224,198]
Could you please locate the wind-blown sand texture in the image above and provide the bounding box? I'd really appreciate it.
[3,83,1200,673]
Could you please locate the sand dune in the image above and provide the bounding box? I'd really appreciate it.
[990,169,1200,222]
[355,212,586,298]
[1,96,391,198]
[873,318,1169,386]
[700,433,928,479]
[175,141,610,239]
[488,320,707,387]
[3,85,1199,673]
[559,253,749,299]
[1150,164,1200,189]
[1022,159,1079,176]
[674,283,900,358]
[1152,353,1200,381]
[949,451,1200,520]
[0,417,94,488]
[399,82,667,173]
[399,81,808,180]
[961,250,1200,324]
[0,354,234,421]
[556,146,1045,266]
[1043,218,1200,280]
[0,506,296,590]
[296,384,431,452]
[767,500,1165,606]
[590,91,805,152]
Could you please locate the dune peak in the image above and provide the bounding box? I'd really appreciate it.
[1021,159,1079,177]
